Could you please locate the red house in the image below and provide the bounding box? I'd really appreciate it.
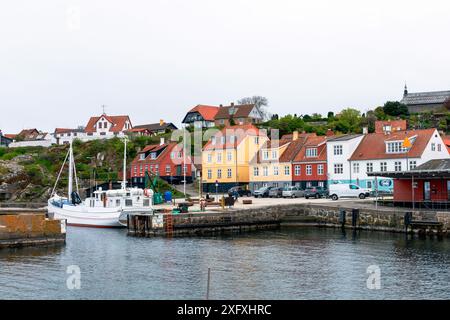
[291,135,328,189]
[368,159,450,209]
[130,139,192,185]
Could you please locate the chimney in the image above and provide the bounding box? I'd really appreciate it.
[326,129,334,137]
[160,137,165,146]
[219,104,223,107]
[292,131,299,141]
[363,127,368,135]
[230,102,234,107]
[159,119,165,126]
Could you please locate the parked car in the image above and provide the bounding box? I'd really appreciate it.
[304,186,328,199]
[282,186,305,198]
[268,187,284,198]
[253,187,272,198]
[329,184,371,201]
[227,186,252,197]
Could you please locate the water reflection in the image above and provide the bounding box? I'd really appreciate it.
[0,227,448,300]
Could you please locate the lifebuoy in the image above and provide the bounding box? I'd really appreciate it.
[144,189,151,197]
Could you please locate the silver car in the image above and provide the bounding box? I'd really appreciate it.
[282,186,305,198]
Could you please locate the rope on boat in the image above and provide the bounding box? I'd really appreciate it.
[51,148,70,197]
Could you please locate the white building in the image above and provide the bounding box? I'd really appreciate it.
[328,128,450,192]
[326,134,364,186]
[84,113,132,138]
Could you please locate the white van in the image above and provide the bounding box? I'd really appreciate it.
[329,184,371,201]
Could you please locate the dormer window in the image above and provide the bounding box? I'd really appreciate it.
[150,152,157,159]
[98,122,102,129]
[386,141,408,153]
[211,137,216,145]
[306,148,318,157]
[139,153,146,160]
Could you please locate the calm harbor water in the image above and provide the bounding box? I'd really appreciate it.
[0,227,449,300]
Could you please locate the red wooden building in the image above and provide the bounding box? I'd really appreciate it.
[291,135,328,189]
[368,159,450,209]
[130,139,192,185]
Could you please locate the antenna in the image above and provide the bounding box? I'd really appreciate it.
[102,105,107,114]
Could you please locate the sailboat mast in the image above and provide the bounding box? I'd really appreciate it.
[68,140,74,201]
[122,138,127,190]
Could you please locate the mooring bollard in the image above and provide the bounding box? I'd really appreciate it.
[339,209,346,227]
[351,208,359,227]
[404,211,413,233]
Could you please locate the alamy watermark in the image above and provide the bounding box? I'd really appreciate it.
[366,265,381,290]
[66,265,81,290]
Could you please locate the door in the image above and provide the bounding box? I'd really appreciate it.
[424,181,431,201]
[176,165,182,176]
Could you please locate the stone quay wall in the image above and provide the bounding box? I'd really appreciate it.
[0,213,66,248]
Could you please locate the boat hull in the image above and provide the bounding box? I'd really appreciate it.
[47,201,124,228]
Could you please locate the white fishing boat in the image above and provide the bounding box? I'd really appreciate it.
[47,139,154,228]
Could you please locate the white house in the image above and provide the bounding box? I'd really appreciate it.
[54,128,87,145]
[84,113,132,139]
[326,134,364,187]
[347,128,450,192]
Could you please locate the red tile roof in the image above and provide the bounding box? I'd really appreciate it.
[349,129,436,161]
[85,114,131,133]
[203,124,264,151]
[187,105,220,121]
[4,134,17,139]
[292,136,327,163]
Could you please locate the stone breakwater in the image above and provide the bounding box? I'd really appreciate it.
[128,203,449,237]
[0,213,66,248]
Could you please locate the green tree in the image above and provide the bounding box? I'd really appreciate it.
[333,108,362,133]
[383,101,409,117]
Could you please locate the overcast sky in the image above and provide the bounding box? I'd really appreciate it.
[1,0,449,133]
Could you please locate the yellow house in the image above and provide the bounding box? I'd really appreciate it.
[202,124,269,193]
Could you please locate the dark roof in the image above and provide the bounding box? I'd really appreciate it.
[215,104,258,120]
[134,122,178,132]
[413,158,450,171]
[401,90,450,106]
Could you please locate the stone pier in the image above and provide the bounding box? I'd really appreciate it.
[0,213,66,248]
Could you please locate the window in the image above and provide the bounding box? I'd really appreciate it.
[306,165,312,175]
[217,153,222,163]
[227,169,232,178]
[165,165,171,174]
[155,165,159,175]
[334,145,343,155]
[254,137,259,145]
[318,164,324,175]
[318,181,324,187]
[207,153,212,163]
[387,141,408,153]
[306,182,312,188]
[140,165,143,173]
[438,144,442,152]
[183,165,188,174]
[366,162,373,173]
[170,152,175,159]
[230,136,236,144]
[139,153,145,160]
[150,152,157,160]
[284,166,290,175]
[217,169,222,179]
[409,160,417,169]
[380,162,387,172]
[263,151,269,160]
[221,137,225,144]
[394,161,402,172]
[98,122,102,129]
[227,152,232,162]
[207,169,212,179]
[353,163,359,174]
[431,143,435,151]
[178,152,182,159]
[272,150,278,159]
[211,137,216,145]
[263,166,269,176]
[273,166,279,176]
[334,163,343,174]
[294,165,301,176]
[306,148,318,157]
[367,181,373,189]
[254,167,259,177]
